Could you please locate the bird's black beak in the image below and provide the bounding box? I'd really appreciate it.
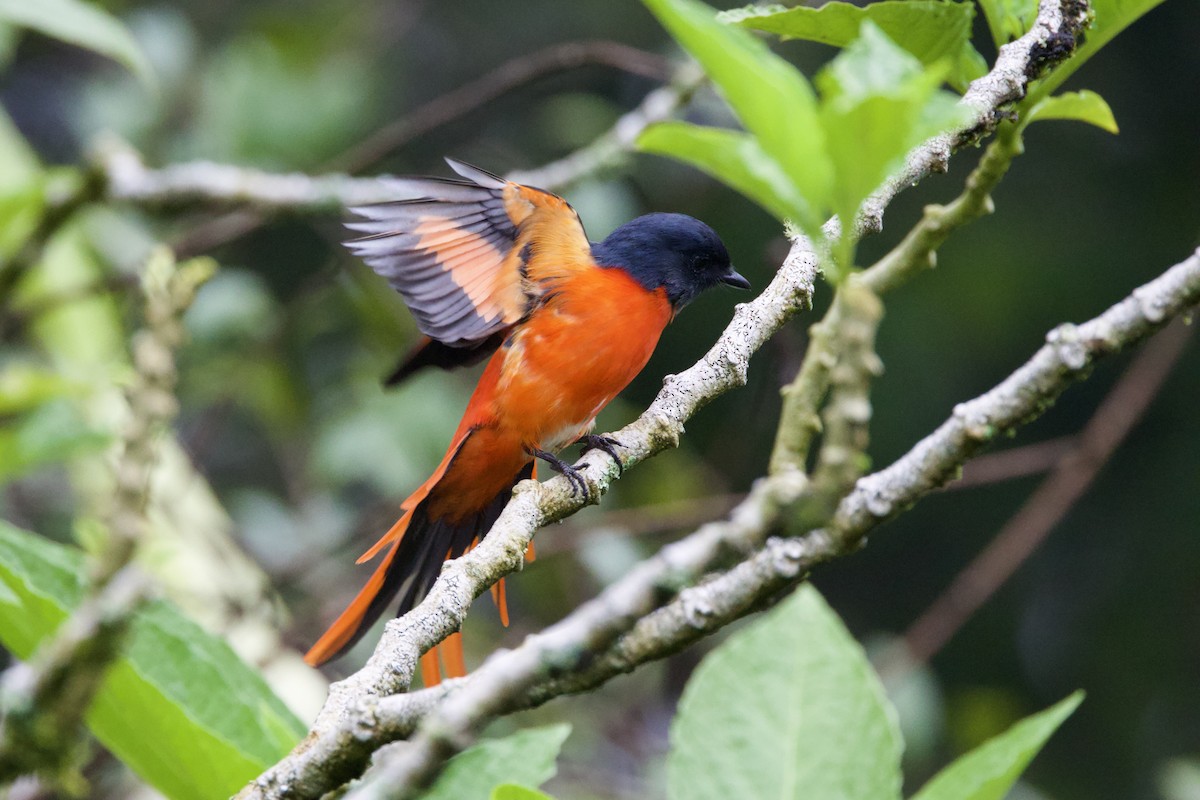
[719,269,751,290]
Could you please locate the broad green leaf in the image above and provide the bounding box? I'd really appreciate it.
[642,0,831,235]
[0,0,154,88]
[422,724,570,800]
[491,785,556,800]
[637,122,809,223]
[1028,0,1168,104]
[0,522,306,800]
[667,585,903,800]
[1025,90,1119,133]
[911,692,1083,800]
[975,0,1039,48]
[817,22,971,266]
[724,1,987,92]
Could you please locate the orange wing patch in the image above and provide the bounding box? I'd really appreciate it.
[345,159,594,348]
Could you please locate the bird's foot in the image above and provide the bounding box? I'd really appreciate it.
[577,435,623,476]
[527,446,591,500]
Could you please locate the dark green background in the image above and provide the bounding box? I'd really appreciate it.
[2,1,1197,797]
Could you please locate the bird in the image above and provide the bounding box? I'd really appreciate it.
[304,159,749,684]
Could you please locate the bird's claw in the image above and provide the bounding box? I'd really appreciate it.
[578,435,624,476]
[527,446,592,501]
[560,463,590,500]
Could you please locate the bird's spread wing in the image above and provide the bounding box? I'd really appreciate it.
[346,159,593,347]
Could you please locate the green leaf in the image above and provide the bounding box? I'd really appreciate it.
[667,585,903,800]
[910,692,1083,800]
[0,105,44,262]
[0,400,111,483]
[0,362,76,414]
[724,0,987,92]
[1025,90,1119,133]
[0,522,306,800]
[490,785,556,800]
[817,21,971,266]
[0,0,154,88]
[637,122,809,223]
[0,363,108,485]
[975,0,1039,48]
[422,724,571,800]
[641,0,831,235]
[1028,0,1168,104]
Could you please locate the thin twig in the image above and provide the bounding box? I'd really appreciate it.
[241,3,1092,796]
[368,247,1200,780]
[97,41,676,258]
[946,436,1077,490]
[903,319,1193,664]
[541,491,744,556]
[331,40,674,174]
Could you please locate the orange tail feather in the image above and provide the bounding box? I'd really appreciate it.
[305,438,536,669]
[442,631,467,679]
[420,648,442,687]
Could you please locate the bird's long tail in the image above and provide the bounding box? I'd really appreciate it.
[303,452,534,672]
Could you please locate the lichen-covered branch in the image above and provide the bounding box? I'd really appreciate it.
[771,120,1023,474]
[789,279,883,531]
[506,64,704,190]
[830,248,1200,539]
[240,2,1094,796]
[96,64,704,211]
[903,319,1193,664]
[0,249,210,789]
[767,0,1084,474]
[372,244,1200,749]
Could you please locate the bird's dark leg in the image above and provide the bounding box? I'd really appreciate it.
[577,434,624,476]
[526,446,590,500]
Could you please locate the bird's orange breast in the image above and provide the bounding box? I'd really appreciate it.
[423,267,671,522]
[494,266,672,448]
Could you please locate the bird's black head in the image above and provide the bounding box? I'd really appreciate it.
[591,213,750,309]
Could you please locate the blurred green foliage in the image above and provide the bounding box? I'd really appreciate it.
[0,522,305,798]
[0,0,1197,798]
[424,724,571,800]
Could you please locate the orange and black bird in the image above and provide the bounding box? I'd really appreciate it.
[304,159,748,683]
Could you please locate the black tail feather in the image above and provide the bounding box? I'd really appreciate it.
[327,460,534,661]
[385,333,505,386]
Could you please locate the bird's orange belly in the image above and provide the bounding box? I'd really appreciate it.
[495,279,671,452]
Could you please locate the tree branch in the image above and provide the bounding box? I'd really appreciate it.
[375,244,1200,753]
[831,249,1200,539]
[238,2,1095,796]
[0,249,210,789]
[903,318,1193,663]
[95,64,705,214]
